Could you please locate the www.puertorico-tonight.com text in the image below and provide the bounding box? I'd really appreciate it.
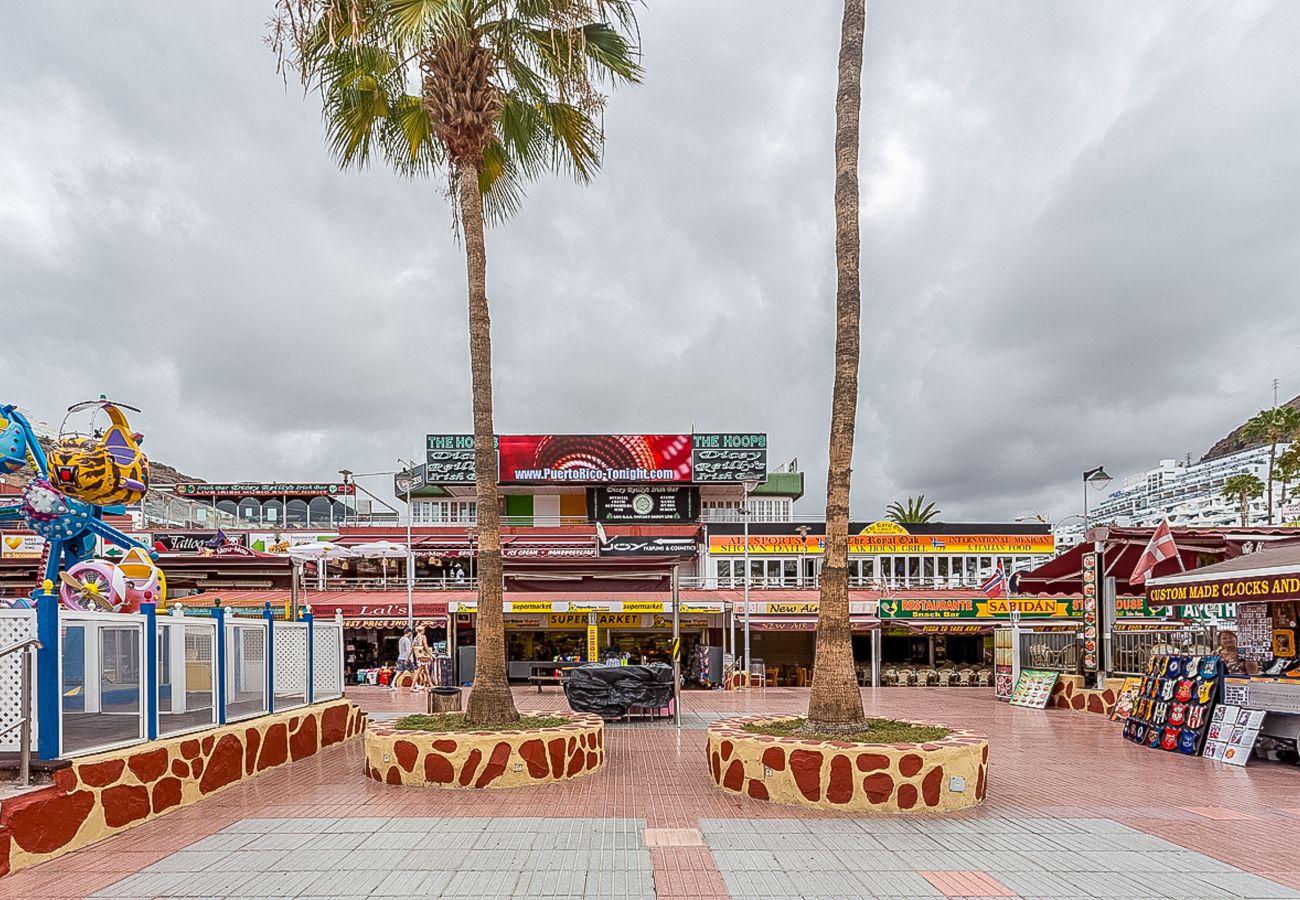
[512,468,677,481]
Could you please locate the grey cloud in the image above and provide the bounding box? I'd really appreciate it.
[2,1,1297,521]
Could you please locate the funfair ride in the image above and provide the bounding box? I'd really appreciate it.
[0,399,165,611]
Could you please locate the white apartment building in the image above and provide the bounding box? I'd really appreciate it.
[1083,443,1294,534]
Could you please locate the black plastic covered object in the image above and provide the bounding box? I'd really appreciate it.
[564,663,674,717]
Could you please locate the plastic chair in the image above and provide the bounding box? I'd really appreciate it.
[883,667,898,686]
[957,668,974,687]
[921,668,938,686]
[749,660,767,689]
[902,668,918,686]
[937,667,955,687]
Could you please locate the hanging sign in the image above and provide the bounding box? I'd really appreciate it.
[1082,552,1099,670]
[1,534,45,558]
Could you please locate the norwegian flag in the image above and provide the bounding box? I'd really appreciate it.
[980,562,1007,598]
[1131,519,1180,584]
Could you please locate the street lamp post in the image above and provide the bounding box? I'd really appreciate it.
[1081,466,1112,534]
[741,479,759,682]
[794,525,811,588]
[395,461,416,629]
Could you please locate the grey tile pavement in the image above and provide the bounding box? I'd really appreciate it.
[700,817,1300,900]
[91,817,653,899]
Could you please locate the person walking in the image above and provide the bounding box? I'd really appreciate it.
[390,626,416,692]
[412,628,433,692]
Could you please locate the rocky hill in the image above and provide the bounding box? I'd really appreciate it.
[1201,394,1300,461]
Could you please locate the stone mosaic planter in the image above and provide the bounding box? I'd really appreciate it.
[1050,675,1124,716]
[0,700,365,879]
[365,712,605,788]
[707,715,988,813]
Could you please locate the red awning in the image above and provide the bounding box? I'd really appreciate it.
[1014,526,1286,596]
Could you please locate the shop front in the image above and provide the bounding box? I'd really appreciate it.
[452,598,727,688]
[303,594,450,683]
[878,592,1173,688]
[736,600,879,685]
[1147,542,1300,760]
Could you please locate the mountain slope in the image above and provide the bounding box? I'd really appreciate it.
[1202,394,1300,461]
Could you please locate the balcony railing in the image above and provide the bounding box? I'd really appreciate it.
[298,574,1011,592]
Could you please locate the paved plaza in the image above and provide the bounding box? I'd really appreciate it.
[6,686,1300,899]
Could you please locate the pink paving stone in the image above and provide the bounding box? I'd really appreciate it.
[9,684,1300,895]
[1180,806,1259,820]
[920,870,1017,897]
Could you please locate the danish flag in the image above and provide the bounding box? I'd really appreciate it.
[1131,519,1179,584]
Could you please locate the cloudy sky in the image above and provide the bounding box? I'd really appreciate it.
[2,1,1298,522]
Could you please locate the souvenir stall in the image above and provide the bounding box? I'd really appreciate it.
[1146,541,1300,765]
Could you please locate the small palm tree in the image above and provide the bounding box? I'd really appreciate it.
[806,0,867,734]
[1222,473,1264,527]
[1241,406,1300,524]
[885,495,941,524]
[271,0,640,726]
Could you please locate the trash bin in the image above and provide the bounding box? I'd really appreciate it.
[427,687,462,714]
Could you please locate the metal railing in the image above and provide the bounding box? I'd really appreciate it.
[1018,630,1082,674]
[687,575,997,590]
[24,601,346,760]
[315,577,478,592]
[1111,627,1214,676]
[0,637,41,787]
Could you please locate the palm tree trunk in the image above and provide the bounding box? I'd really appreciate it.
[807,0,867,733]
[1240,492,1248,528]
[458,165,519,727]
[1267,440,1277,524]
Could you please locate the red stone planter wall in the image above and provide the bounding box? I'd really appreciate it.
[0,700,365,879]
[1049,675,1123,716]
[365,712,604,788]
[707,716,988,813]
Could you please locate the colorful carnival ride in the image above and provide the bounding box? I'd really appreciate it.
[0,399,165,611]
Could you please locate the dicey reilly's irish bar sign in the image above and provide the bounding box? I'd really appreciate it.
[174,482,354,497]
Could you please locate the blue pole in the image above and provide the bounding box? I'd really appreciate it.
[304,611,315,705]
[35,587,59,759]
[141,603,158,740]
[214,607,227,725]
[264,602,275,715]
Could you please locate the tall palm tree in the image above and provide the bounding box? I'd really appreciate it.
[1222,473,1264,527]
[1241,406,1300,524]
[885,495,940,524]
[1275,444,1300,519]
[806,0,867,734]
[272,0,640,726]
